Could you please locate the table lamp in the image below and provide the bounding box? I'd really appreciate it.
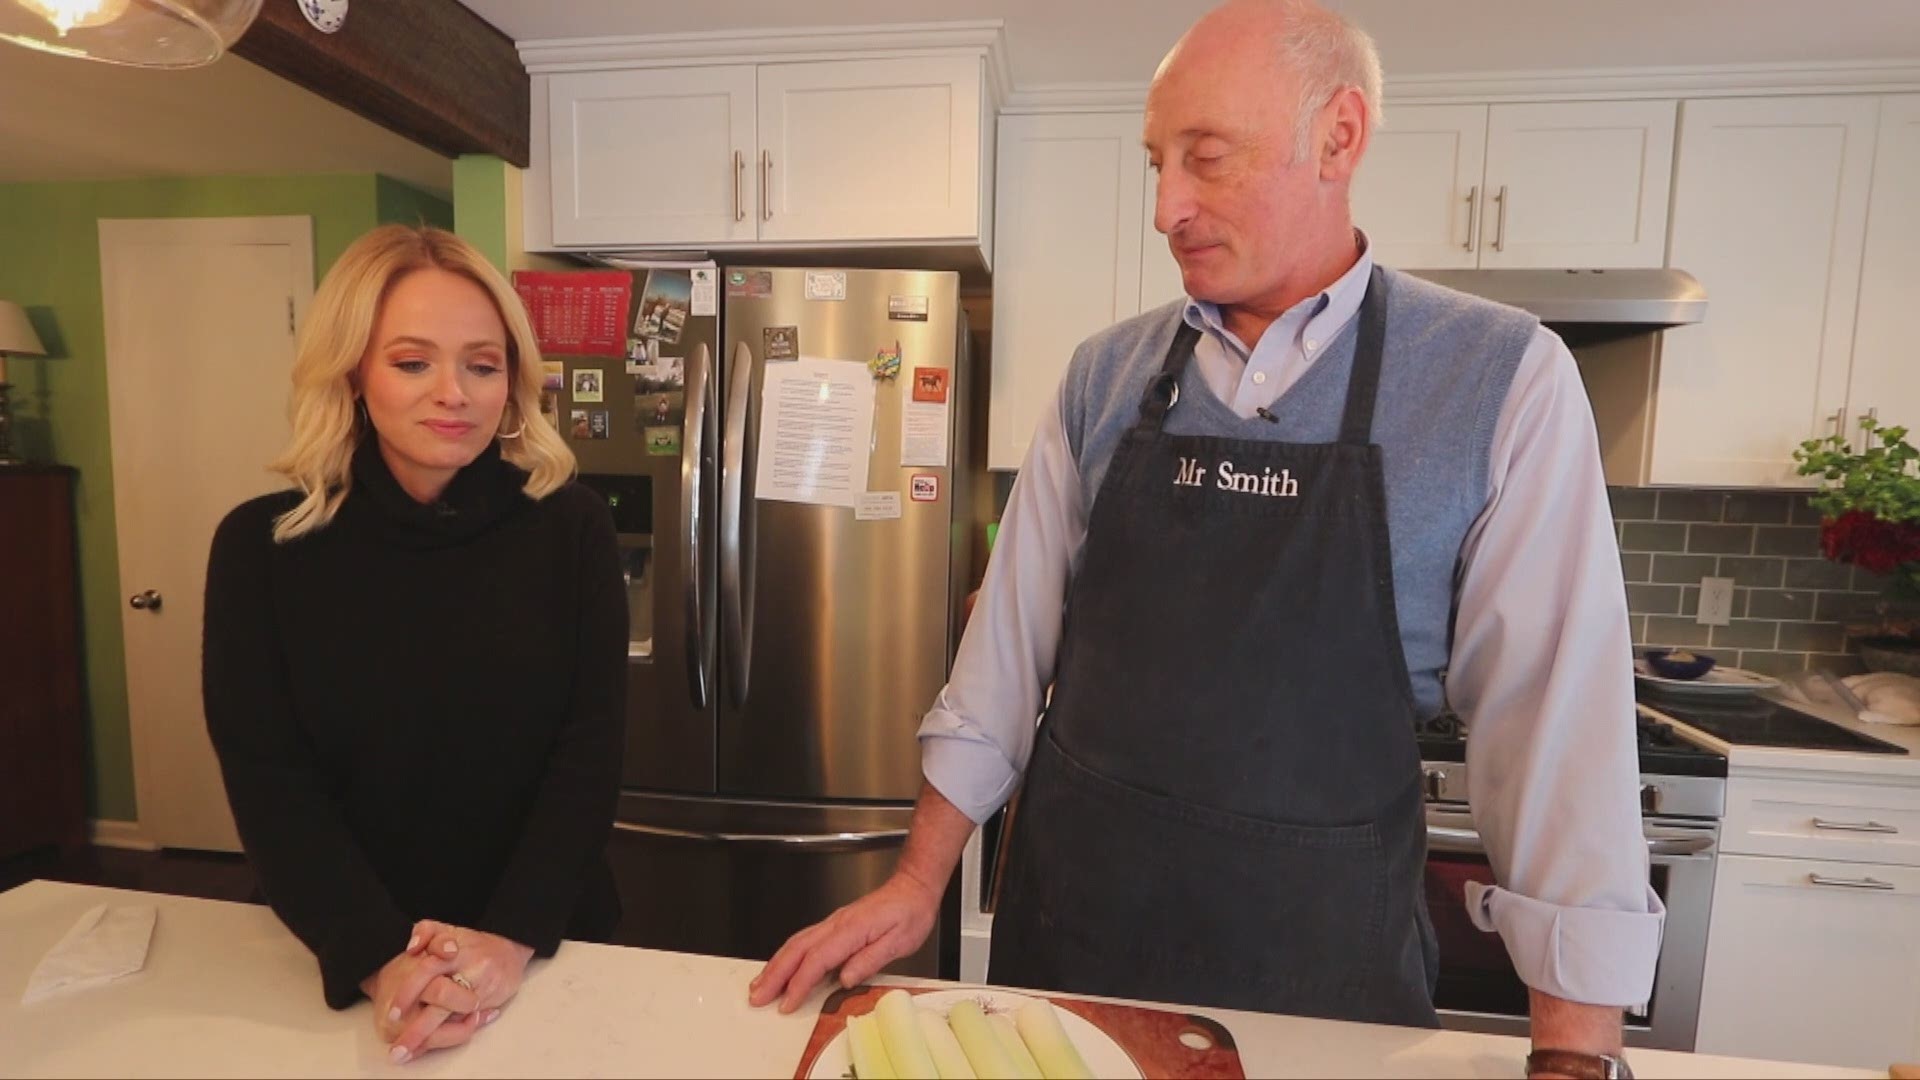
[0,301,47,466]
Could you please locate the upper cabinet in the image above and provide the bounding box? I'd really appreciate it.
[1846,94,1920,450]
[1650,96,1879,487]
[1354,100,1675,270]
[754,57,985,245]
[527,29,1006,261]
[548,65,759,247]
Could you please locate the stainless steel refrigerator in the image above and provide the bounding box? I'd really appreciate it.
[571,265,971,976]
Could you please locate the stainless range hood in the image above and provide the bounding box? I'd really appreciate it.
[1404,268,1707,327]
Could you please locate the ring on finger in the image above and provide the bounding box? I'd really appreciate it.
[449,972,476,994]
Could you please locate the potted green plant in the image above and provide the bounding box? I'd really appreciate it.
[1794,415,1920,672]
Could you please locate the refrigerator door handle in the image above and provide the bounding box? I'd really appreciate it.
[720,340,759,707]
[614,820,907,848]
[682,342,714,709]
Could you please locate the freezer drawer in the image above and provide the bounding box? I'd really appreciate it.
[607,792,939,976]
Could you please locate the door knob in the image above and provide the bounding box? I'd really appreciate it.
[129,590,162,611]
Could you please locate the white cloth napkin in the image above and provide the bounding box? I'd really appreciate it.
[21,904,157,1005]
[1849,672,1920,726]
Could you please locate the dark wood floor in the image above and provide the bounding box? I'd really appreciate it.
[0,843,259,904]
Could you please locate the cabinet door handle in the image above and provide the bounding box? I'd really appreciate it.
[1812,817,1898,834]
[733,150,745,223]
[1462,185,1479,253]
[1491,184,1509,252]
[1807,873,1895,891]
[1828,409,1847,441]
[761,150,773,222]
[1860,406,1878,453]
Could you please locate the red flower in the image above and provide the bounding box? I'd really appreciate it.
[1821,510,1920,575]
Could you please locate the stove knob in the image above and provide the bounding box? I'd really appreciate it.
[1641,784,1661,814]
[1425,768,1448,800]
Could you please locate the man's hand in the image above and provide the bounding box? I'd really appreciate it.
[1528,990,1623,1078]
[749,870,943,1014]
[747,781,978,1014]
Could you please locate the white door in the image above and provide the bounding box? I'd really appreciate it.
[1695,853,1920,1068]
[1351,104,1487,270]
[1846,94,1920,444]
[989,112,1147,470]
[1139,156,1188,311]
[100,217,314,852]
[756,56,982,244]
[1651,96,1878,487]
[1478,100,1676,269]
[547,65,758,247]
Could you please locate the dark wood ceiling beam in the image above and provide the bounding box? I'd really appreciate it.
[232,0,528,167]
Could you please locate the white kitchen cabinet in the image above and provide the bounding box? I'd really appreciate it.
[1845,94,1920,446]
[756,57,984,244]
[989,112,1148,470]
[1650,96,1878,487]
[547,66,759,248]
[1351,104,1488,270]
[1353,101,1673,271]
[537,57,989,252]
[1479,100,1675,269]
[1695,851,1920,1068]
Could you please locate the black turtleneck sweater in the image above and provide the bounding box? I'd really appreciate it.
[202,437,627,1009]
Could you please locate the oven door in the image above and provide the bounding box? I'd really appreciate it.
[1424,804,1718,1051]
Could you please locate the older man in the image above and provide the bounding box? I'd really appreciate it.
[751,2,1658,1076]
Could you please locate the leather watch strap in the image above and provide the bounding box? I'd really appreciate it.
[1525,1049,1633,1079]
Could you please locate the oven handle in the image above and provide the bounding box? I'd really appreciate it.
[1428,825,1714,858]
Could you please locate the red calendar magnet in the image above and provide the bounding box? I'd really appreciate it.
[512,270,632,357]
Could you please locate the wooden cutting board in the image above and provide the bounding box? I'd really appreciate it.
[792,984,1247,1079]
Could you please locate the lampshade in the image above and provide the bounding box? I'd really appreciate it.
[0,302,47,358]
[0,0,262,69]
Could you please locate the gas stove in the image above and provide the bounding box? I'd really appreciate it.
[1416,707,1727,819]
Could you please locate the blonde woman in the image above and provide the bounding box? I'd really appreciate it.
[202,225,626,1064]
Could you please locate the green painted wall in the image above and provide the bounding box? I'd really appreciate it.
[376,175,455,233]
[0,173,450,823]
[451,154,510,272]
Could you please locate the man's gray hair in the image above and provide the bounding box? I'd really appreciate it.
[1278,3,1384,161]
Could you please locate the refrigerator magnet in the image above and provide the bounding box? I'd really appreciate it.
[569,409,590,440]
[764,325,799,362]
[804,270,848,302]
[572,368,604,403]
[855,492,902,521]
[911,366,950,404]
[869,340,902,381]
[644,425,681,456]
[539,391,559,428]
[726,269,772,298]
[910,474,940,502]
[887,294,930,322]
[588,410,611,440]
[690,267,717,317]
[541,360,566,392]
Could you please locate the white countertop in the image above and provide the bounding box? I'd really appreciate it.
[1644,684,1920,782]
[0,881,1874,1079]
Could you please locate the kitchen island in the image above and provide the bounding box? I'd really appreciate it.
[0,880,1873,1079]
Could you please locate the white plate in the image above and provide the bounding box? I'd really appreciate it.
[1634,659,1781,698]
[807,987,1144,1080]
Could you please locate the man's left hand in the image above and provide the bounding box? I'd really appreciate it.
[1528,990,1624,1077]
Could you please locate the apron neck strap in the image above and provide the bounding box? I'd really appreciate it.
[1337,265,1389,446]
[1135,321,1202,431]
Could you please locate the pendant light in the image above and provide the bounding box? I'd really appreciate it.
[0,0,263,68]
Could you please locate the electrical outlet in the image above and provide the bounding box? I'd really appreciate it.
[1697,576,1735,626]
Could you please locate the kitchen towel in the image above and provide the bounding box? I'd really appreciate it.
[22,904,157,1005]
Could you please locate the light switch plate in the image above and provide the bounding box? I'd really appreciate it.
[1697,576,1735,626]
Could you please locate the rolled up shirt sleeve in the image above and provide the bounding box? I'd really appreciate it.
[1448,327,1667,1008]
[918,383,1087,824]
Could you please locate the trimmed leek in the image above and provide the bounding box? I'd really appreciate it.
[918,1009,977,1080]
[875,990,939,1079]
[1013,1001,1093,1080]
[848,1013,897,1080]
[946,1000,1020,1080]
[988,1014,1043,1080]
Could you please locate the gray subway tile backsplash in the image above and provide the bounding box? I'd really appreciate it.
[1610,486,1875,676]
